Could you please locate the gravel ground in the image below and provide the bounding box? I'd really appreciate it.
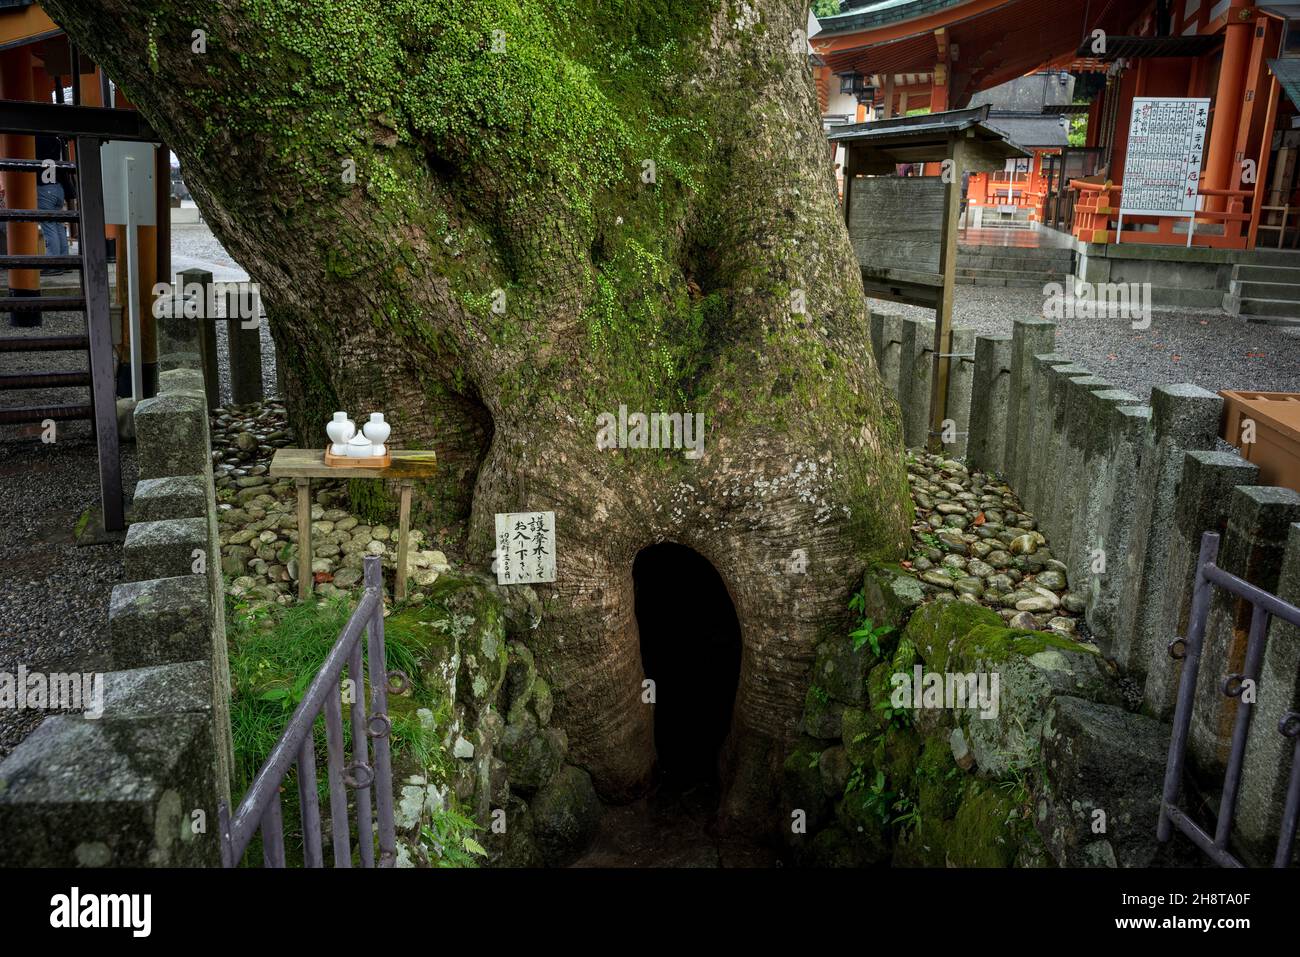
[871,286,1300,399]
[0,221,276,758]
[0,313,138,755]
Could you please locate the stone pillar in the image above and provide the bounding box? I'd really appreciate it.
[940,327,975,459]
[1038,363,1091,545]
[177,267,219,410]
[1238,522,1300,862]
[1066,388,1141,602]
[1113,385,1223,677]
[1087,403,1151,642]
[0,662,220,867]
[1142,451,1259,720]
[967,333,1011,474]
[226,285,264,405]
[1003,318,1056,492]
[1021,351,1071,517]
[898,316,935,449]
[1052,375,1112,564]
[871,312,904,400]
[1190,487,1300,777]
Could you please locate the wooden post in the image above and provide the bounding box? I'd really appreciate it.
[296,478,312,601]
[395,479,413,600]
[928,133,965,453]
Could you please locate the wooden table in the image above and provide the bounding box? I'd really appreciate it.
[269,448,438,601]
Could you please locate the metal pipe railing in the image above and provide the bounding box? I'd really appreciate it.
[1158,532,1300,868]
[219,555,396,867]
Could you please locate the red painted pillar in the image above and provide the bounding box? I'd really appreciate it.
[1203,2,1255,212]
[1,47,39,326]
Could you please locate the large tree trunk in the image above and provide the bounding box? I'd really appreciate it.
[50,0,911,828]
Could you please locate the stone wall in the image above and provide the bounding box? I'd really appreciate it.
[0,325,232,866]
[869,313,1300,865]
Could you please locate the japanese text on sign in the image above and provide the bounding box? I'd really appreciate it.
[494,511,556,585]
[1119,97,1210,217]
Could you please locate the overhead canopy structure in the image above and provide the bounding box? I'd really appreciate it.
[813,0,1133,111]
[828,104,1027,451]
[828,104,1027,301]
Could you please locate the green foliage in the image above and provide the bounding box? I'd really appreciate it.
[812,0,841,17]
[419,807,488,868]
[848,587,896,658]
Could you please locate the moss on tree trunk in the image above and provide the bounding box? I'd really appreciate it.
[49,0,911,828]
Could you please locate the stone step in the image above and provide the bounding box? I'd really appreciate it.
[955,275,1049,288]
[1240,313,1300,326]
[1246,249,1300,268]
[957,264,1067,279]
[959,248,1075,265]
[1234,296,1300,318]
[1228,279,1300,302]
[1232,262,1300,284]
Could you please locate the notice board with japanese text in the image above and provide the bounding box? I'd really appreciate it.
[1119,97,1210,218]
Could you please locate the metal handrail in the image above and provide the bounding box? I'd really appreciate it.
[1158,532,1300,868]
[219,555,398,867]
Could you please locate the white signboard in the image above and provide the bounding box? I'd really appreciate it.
[100,141,156,227]
[494,511,556,585]
[1119,97,1209,217]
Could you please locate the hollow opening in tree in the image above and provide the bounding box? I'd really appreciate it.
[634,543,742,793]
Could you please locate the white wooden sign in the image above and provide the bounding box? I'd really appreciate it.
[100,141,158,400]
[1119,97,1209,218]
[100,141,156,227]
[494,511,556,585]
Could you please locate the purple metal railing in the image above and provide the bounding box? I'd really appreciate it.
[218,555,399,867]
[1158,531,1300,868]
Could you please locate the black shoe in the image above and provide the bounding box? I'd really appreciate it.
[9,312,42,328]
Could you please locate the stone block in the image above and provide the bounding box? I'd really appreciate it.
[1191,486,1300,776]
[898,316,935,448]
[1087,404,1150,642]
[1114,384,1222,676]
[129,475,208,524]
[0,713,219,866]
[1004,318,1056,491]
[123,517,208,582]
[1142,451,1259,719]
[1238,522,1300,863]
[134,391,210,480]
[1037,695,1185,867]
[109,576,214,669]
[967,333,1011,474]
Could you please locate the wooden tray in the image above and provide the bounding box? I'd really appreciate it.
[324,445,392,468]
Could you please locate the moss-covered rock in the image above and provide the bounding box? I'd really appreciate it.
[901,601,1003,673]
[861,562,925,631]
[812,637,875,706]
[499,711,567,794]
[801,683,845,739]
[529,764,603,867]
[946,781,1020,868]
[780,738,830,841]
[841,707,874,766]
[915,734,964,824]
[810,824,887,868]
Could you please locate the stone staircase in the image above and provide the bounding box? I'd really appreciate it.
[955,244,1074,289]
[1223,249,1300,326]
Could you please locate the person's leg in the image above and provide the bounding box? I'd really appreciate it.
[36,183,68,261]
[37,182,59,256]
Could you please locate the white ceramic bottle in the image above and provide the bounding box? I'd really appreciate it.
[326,411,355,455]
[363,412,391,456]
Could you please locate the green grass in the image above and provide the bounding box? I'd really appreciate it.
[225,591,459,866]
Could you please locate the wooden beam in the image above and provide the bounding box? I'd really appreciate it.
[927,133,966,454]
